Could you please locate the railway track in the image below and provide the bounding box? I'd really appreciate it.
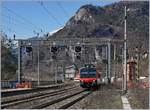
[1,84,123,109]
[1,83,78,104]
[32,88,92,109]
[1,85,79,109]
[32,85,120,109]
[45,90,92,109]
[2,84,122,109]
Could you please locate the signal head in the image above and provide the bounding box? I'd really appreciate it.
[26,46,32,53]
[51,46,58,53]
[75,46,81,53]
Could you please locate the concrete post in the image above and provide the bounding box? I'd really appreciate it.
[123,6,127,93]
[37,40,40,86]
[108,42,111,84]
[18,41,21,83]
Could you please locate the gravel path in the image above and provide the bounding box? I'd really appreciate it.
[127,88,149,109]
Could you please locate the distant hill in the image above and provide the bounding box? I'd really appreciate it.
[51,1,149,56]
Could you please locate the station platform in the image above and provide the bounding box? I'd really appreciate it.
[1,88,32,93]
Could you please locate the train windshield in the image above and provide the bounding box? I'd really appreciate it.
[80,68,96,78]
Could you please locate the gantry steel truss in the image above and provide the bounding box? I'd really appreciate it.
[16,37,124,46]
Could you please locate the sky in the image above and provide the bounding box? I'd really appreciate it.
[1,0,120,39]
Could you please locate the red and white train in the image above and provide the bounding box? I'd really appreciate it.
[78,64,102,88]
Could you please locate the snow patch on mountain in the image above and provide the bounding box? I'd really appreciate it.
[48,27,63,36]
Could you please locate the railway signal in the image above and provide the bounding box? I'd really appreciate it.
[75,46,81,52]
[75,46,82,60]
[26,46,32,53]
[51,46,58,53]
[51,46,58,59]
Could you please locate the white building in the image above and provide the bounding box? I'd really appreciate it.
[65,65,76,79]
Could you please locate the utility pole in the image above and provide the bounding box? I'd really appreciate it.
[18,41,20,83]
[137,52,140,81]
[123,6,127,93]
[18,40,22,83]
[135,47,140,81]
[105,45,108,83]
[37,40,40,86]
[0,34,1,85]
[114,44,116,60]
[62,60,65,82]
[37,33,40,86]
[113,44,117,82]
[108,41,111,84]
[55,60,58,84]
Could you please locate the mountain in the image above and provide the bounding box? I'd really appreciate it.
[51,1,149,56]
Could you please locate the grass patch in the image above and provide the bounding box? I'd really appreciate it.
[82,90,123,109]
[128,88,149,109]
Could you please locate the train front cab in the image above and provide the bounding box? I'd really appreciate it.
[79,67,101,88]
[80,78,98,88]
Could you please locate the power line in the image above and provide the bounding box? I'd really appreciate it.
[39,1,62,26]
[57,2,69,17]
[2,14,43,37]
[2,14,36,34]
[2,14,35,31]
[1,24,16,34]
[3,6,43,33]
[1,24,32,37]
[6,19,35,32]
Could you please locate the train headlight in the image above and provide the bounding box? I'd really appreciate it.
[93,80,97,85]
